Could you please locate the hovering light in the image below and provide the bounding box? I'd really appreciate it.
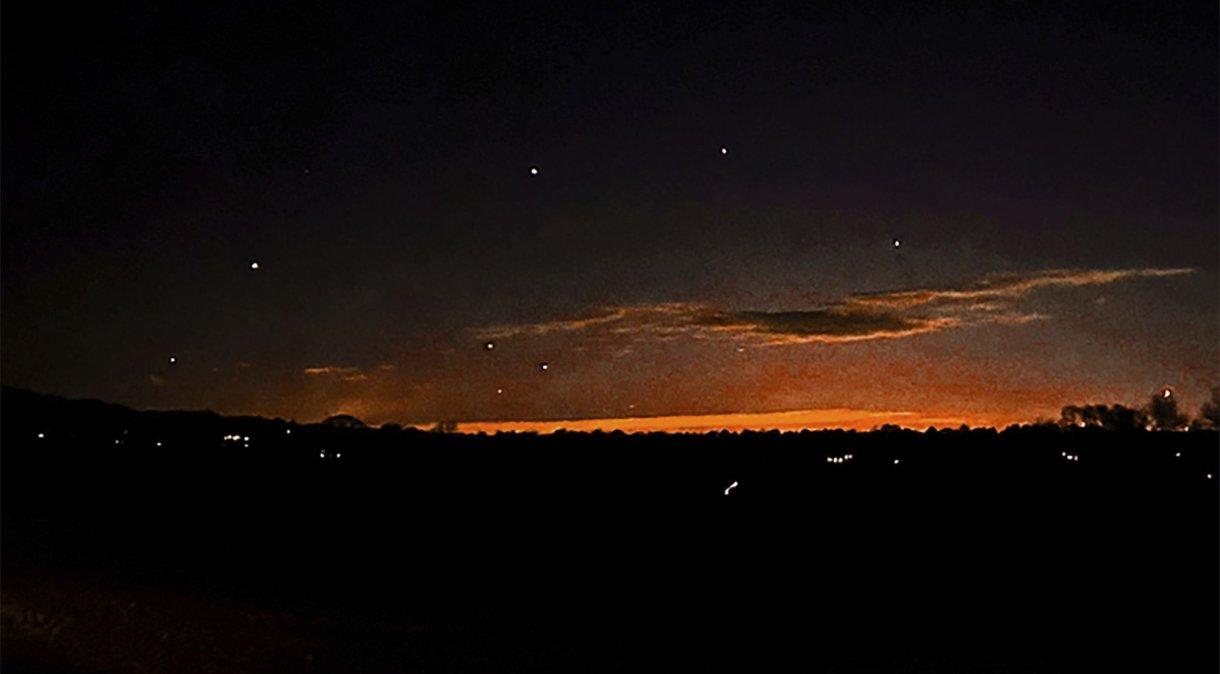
[36,433,45,439]
[485,341,495,350]
[724,481,738,495]
[893,459,900,465]
[319,451,325,458]
[336,453,342,458]
[250,261,260,270]
[286,429,292,435]
[735,346,746,353]
[155,441,162,447]
[1175,451,1181,458]
[720,147,728,155]
[1207,474,1214,480]
[1162,388,1173,399]
[529,166,539,175]
[496,388,504,395]
[168,356,177,364]
[893,238,901,248]
[539,362,549,371]
[243,436,250,442]
[114,440,121,445]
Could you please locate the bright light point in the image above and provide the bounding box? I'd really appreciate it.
[319,451,325,458]
[1175,452,1181,457]
[1207,474,1214,480]
[1162,388,1172,399]
[529,166,539,175]
[496,388,503,395]
[539,362,549,371]
[37,433,45,439]
[893,238,901,248]
[168,356,177,364]
[720,147,728,155]
[286,429,291,435]
[485,341,495,350]
[724,481,738,495]
[336,453,342,458]
[250,261,260,270]
[243,436,250,442]
[156,441,162,447]
[893,459,900,465]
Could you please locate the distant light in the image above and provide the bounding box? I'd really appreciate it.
[496,388,503,395]
[286,429,292,435]
[336,453,342,458]
[114,440,121,445]
[168,356,177,364]
[893,459,900,465]
[319,451,325,458]
[36,433,45,439]
[720,147,728,155]
[243,436,250,442]
[250,261,260,270]
[1175,451,1181,458]
[735,346,745,353]
[724,481,738,495]
[529,166,539,176]
[155,441,162,447]
[485,341,495,350]
[1207,474,1214,480]
[1162,388,1173,399]
[893,238,901,249]
[539,362,549,371]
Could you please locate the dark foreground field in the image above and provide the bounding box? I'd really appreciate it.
[3,389,1217,673]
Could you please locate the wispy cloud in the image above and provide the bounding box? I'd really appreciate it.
[304,366,369,382]
[475,267,1193,346]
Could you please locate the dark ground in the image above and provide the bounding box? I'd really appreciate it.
[2,388,1217,672]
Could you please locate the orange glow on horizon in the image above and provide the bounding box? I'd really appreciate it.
[454,408,1025,434]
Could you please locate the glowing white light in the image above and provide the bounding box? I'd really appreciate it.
[114,440,121,445]
[720,147,728,155]
[156,441,162,447]
[1206,474,1213,480]
[286,429,292,435]
[37,433,45,439]
[485,341,495,350]
[319,451,325,458]
[336,453,342,458]
[724,481,738,495]
[1162,388,1172,399]
[250,261,260,270]
[243,436,250,442]
[529,166,539,175]
[168,356,177,364]
[893,459,900,465]
[496,388,503,394]
[893,239,901,248]
[1175,452,1181,457]
[540,362,549,371]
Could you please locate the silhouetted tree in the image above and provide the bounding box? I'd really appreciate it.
[1194,387,1220,430]
[431,420,458,433]
[1060,404,1149,431]
[1148,390,1188,431]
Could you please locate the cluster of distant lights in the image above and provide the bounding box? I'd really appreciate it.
[826,453,855,464]
[1062,452,1081,462]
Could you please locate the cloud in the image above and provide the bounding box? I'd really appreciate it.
[475,267,1192,346]
[304,366,369,382]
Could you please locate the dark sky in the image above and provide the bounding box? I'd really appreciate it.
[3,1,1216,428]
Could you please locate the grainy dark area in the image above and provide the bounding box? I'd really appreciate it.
[3,388,1216,672]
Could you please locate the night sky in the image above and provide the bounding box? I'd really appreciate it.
[3,1,1216,430]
